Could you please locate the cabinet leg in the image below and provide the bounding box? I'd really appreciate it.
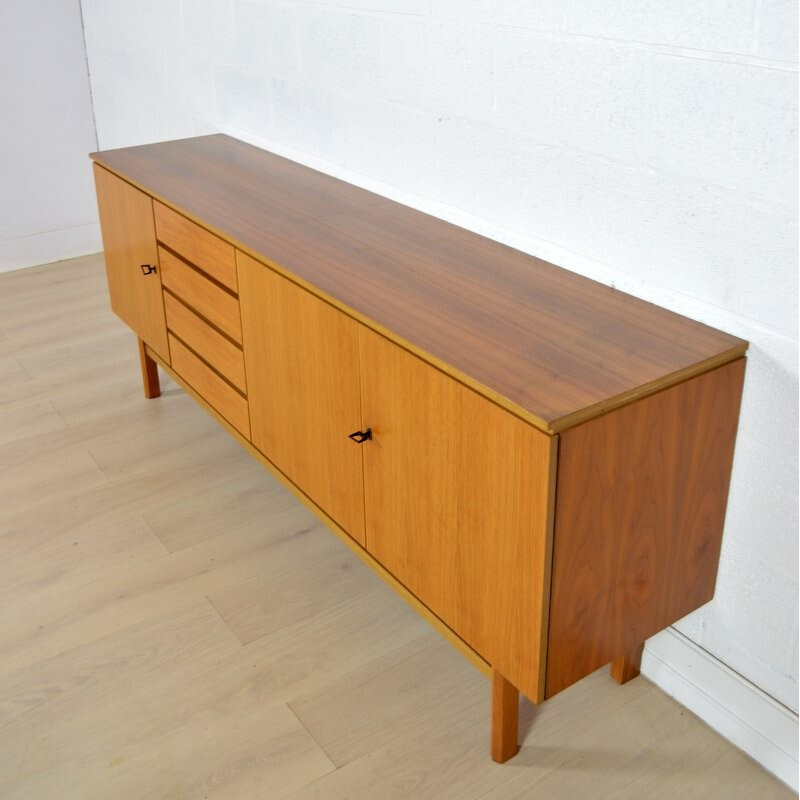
[610,642,644,685]
[138,339,161,399]
[491,669,520,763]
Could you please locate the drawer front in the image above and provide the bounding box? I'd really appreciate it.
[154,201,237,292]
[164,292,246,393]
[169,334,250,438]
[159,246,243,343]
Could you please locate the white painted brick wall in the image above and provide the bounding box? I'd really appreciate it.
[383,19,494,121]
[233,2,299,78]
[565,0,757,51]
[438,120,565,241]
[650,58,798,205]
[496,33,651,160]
[302,10,382,96]
[758,0,800,61]
[80,0,798,725]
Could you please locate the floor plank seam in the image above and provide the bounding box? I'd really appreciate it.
[138,514,170,555]
[284,701,341,773]
[203,593,245,644]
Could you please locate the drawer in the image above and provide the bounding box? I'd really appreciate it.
[169,334,250,438]
[154,201,237,292]
[164,292,246,392]
[159,246,242,343]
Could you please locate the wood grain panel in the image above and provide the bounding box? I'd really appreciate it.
[359,326,556,702]
[154,200,238,291]
[159,247,242,343]
[92,165,169,361]
[164,292,246,392]
[146,341,491,679]
[237,251,366,545]
[91,135,747,432]
[545,358,747,698]
[168,334,250,438]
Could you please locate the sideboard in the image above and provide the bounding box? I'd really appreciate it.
[90,134,747,762]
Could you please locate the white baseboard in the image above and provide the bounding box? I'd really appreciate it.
[642,628,798,791]
[0,223,102,273]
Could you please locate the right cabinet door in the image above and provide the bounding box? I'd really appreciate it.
[359,327,555,701]
[238,252,366,545]
[93,164,169,361]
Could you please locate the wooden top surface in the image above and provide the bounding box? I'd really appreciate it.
[91,134,747,432]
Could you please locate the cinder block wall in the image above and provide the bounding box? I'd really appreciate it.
[79,0,798,766]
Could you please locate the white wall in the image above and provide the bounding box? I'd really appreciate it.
[0,0,100,272]
[79,0,799,785]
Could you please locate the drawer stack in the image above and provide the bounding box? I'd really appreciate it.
[154,201,250,438]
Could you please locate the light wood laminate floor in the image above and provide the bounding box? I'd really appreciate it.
[0,254,793,799]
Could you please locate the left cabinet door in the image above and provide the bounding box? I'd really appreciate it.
[93,164,170,362]
[238,251,366,545]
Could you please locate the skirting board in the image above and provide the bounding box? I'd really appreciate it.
[642,627,798,791]
[0,222,102,273]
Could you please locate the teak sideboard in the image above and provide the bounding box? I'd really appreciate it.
[90,135,747,762]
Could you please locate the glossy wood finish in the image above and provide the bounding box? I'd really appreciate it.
[159,247,242,343]
[610,643,645,685]
[90,135,747,433]
[237,252,366,545]
[491,670,520,763]
[92,165,169,361]
[168,334,250,438]
[545,358,746,698]
[137,338,161,398]
[359,326,556,702]
[154,200,238,292]
[163,292,246,392]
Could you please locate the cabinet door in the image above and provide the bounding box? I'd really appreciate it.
[360,327,555,701]
[237,251,366,545]
[93,164,169,361]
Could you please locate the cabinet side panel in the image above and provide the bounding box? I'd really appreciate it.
[93,164,169,361]
[360,327,556,701]
[546,358,746,698]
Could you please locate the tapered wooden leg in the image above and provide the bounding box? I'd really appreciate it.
[610,642,644,684]
[138,338,161,398]
[491,669,520,763]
